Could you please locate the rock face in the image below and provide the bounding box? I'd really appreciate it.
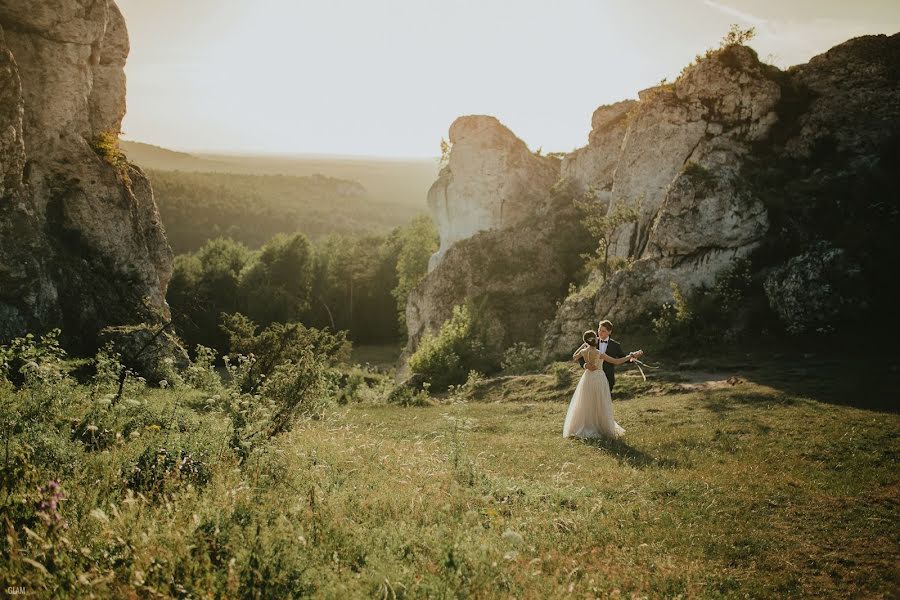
[763,243,864,334]
[0,1,172,348]
[406,34,900,365]
[542,35,899,356]
[427,116,559,270]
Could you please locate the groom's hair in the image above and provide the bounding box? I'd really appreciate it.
[598,319,613,332]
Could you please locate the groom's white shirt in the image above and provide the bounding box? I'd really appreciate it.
[598,338,609,353]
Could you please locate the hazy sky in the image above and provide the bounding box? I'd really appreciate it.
[116,0,900,158]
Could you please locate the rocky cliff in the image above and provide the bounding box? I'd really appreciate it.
[0,1,172,348]
[405,33,900,365]
[427,116,560,270]
[402,117,590,373]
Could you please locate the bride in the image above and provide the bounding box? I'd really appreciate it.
[563,330,637,439]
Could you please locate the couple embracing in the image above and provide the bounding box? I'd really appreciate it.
[563,320,643,440]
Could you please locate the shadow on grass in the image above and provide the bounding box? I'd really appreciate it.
[580,437,681,469]
[698,390,800,415]
[743,359,899,413]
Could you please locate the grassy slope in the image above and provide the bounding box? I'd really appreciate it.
[3,358,897,598]
[279,362,897,598]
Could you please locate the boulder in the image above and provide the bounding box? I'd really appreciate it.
[764,243,864,334]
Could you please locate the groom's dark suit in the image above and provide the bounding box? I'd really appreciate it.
[578,338,627,391]
[599,338,627,391]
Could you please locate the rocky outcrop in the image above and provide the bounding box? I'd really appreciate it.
[401,185,591,376]
[542,35,899,356]
[763,243,864,334]
[427,116,559,270]
[406,33,899,365]
[0,1,172,349]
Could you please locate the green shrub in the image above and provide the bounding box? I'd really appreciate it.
[500,343,542,375]
[550,363,574,388]
[126,445,211,497]
[89,130,131,183]
[652,258,756,346]
[386,384,431,407]
[408,305,492,391]
[220,313,349,392]
[183,345,223,393]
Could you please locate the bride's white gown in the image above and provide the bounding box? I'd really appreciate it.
[562,347,625,439]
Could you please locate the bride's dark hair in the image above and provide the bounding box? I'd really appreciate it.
[583,330,598,347]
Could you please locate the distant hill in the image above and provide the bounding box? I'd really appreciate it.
[120,141,438,253]
[119,140,234,172]
[146,169,425,254]
[121,140,438,209]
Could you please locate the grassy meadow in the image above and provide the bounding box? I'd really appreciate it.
[1,345,897,598]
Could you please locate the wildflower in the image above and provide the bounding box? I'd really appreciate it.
[86,424,99,433]
[159,379,169,389]
[145,424,161,432]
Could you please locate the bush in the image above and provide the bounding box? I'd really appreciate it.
[652,258,756,346]
[550,363,574,388]
[408,305,493,391]
[126,446,211,497]
[386,384,431,407]
[500,343,542,375]
[183,345,223,393]
[220,313,350,392]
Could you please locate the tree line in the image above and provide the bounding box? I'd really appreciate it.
[166,216,438,354]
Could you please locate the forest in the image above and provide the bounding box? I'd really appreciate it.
[148,169,427,253]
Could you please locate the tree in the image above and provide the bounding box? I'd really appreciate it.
[391,216,439,332]
[240,233,314,327]
[167,237,252,351]
[575,194,641,280]
[720,24,756,48]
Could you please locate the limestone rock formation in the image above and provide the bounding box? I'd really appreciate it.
[542,35,899,356]
[0,1,172,349]
[402,192,589,375]
[427,116,559,270]
[406,33,899,366]
[763,243,864,334]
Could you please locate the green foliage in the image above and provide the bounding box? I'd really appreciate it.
[182,345,222,393]
[147,169,425,254]
[652,282,694,342]
[167,237,253,351]
[391,215,439,331]
[500,343,543,375]
[240,233,315,327]
[574,195,641,280]
[0,324,895,597]
[89,131,131,183]
[408,305,495,391]
[0,329,68,388]
[549,362,574,388]
[683,161,717,194]
[386,383,432,407]
[126,446,211,498]
[652,258,756,345]
[216,315,346,456]
[220,314,349,390]
[720,24,756,48]
[169,218,437,353]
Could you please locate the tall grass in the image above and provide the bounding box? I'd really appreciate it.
[1,333,897,598]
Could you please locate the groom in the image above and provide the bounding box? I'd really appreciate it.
[582,319,636,391]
